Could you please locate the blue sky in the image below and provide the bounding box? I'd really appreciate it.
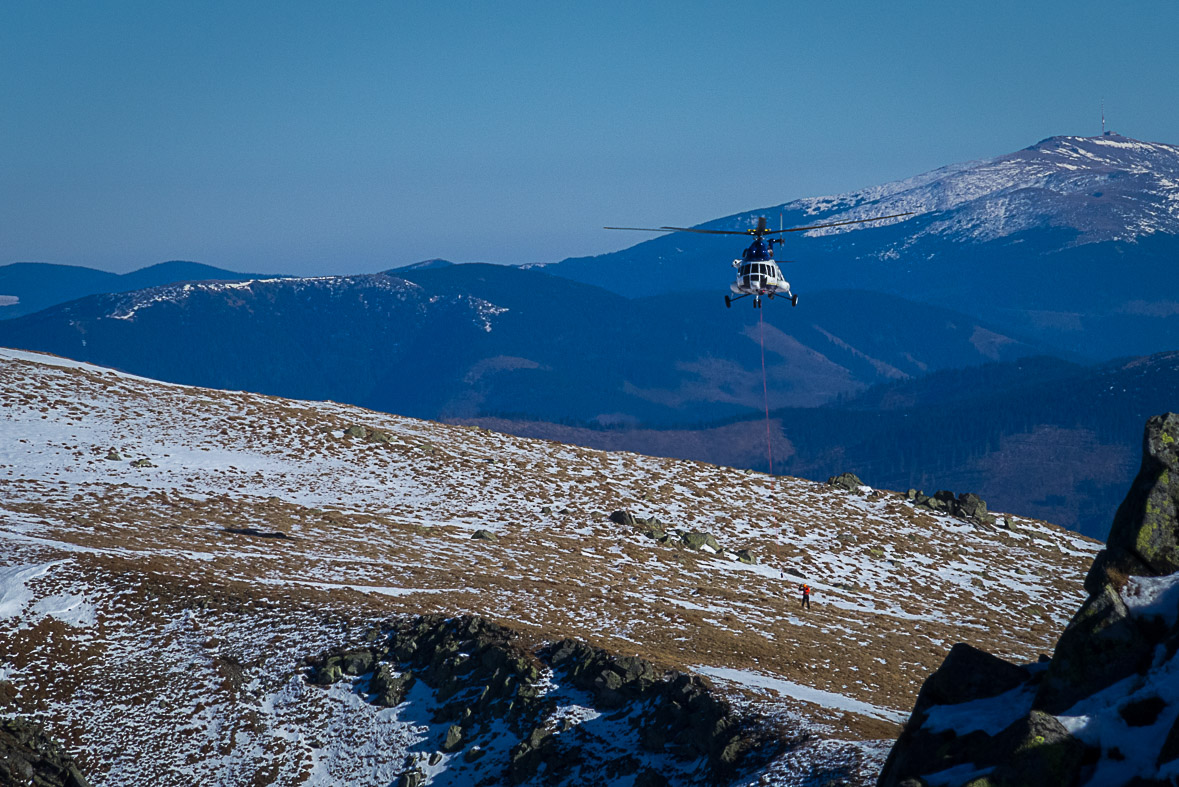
[2,0,1176,275]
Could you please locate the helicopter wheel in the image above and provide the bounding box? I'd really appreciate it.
[725,295,731,309]
[754,297,761,309]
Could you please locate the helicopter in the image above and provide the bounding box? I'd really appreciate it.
[606,212,914,308]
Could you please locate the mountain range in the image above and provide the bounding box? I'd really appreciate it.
[0,259,271,320]
[546,134,1179,360]
[1,133,1177,540]
[0,264,1049,425]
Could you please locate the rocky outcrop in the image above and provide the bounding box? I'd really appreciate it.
[905,488,997,526]
[342,423,394,443]
[879,414,1179,787]
[1085,412,1179,593]
[0,717,91,787]
[1031,414,1179,716]
[308,615,771,786]
[610,510,755,563]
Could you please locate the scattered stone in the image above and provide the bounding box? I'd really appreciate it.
[908,487,998,525]
[396,769,425,787]
[540,505,552,514]
[105,450,122,461]
[735,549,756,565]
[366,429,392,443]
[441,724,463,753]
[343,425,368,438]
[471,529,499,542]
[130,458,155,468]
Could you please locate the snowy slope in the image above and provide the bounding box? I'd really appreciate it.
[0,348,1101,785]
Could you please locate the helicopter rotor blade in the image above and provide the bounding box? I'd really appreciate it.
[769,211,916,234]
[603,226,675,232]
[657,226,756,235]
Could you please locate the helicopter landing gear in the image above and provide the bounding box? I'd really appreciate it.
[754,295,762,309]
[791,293,799,307]
[725,295,731,309]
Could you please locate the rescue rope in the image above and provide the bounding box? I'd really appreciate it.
[759,308,773,476]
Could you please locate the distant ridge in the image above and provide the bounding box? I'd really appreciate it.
[388,258,455,272]
[0,260,280,319]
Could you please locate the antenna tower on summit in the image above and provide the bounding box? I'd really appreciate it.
[1102,99,1106,135]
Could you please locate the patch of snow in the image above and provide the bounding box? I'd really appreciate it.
[923,763,995,787]
[1121,571,1179,628]
[31,592,97,627]
[697,667,906,722]
[1058,641,1179,786]
[0,561,64,621]
[922,682,1036,736]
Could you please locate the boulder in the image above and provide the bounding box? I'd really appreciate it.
[735,549,756,565]
[130,458,155,468]
[609,510,638,527]
[1157,713,1179,767]
[340,649,374,676]
[882,415,1179,786]
[441,724,463,753]
[343,425,368,438]
[104,450,121,461]
[1035,583,1156,714]
[681,531,720,552]
[878,645,1033,786]
[371,665,415,706]
[1089,413,1179,588]
[984,711,1085,787]
[917,643,1030,710]
[957,493,988,519]
[471,529,499,542]
[827,472,864,492]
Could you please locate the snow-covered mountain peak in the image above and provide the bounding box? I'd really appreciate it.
[781,134,1179,247]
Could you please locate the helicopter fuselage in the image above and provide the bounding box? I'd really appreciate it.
[730,237,788,298]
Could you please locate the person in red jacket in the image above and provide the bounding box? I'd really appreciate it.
[800,583,811,611]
